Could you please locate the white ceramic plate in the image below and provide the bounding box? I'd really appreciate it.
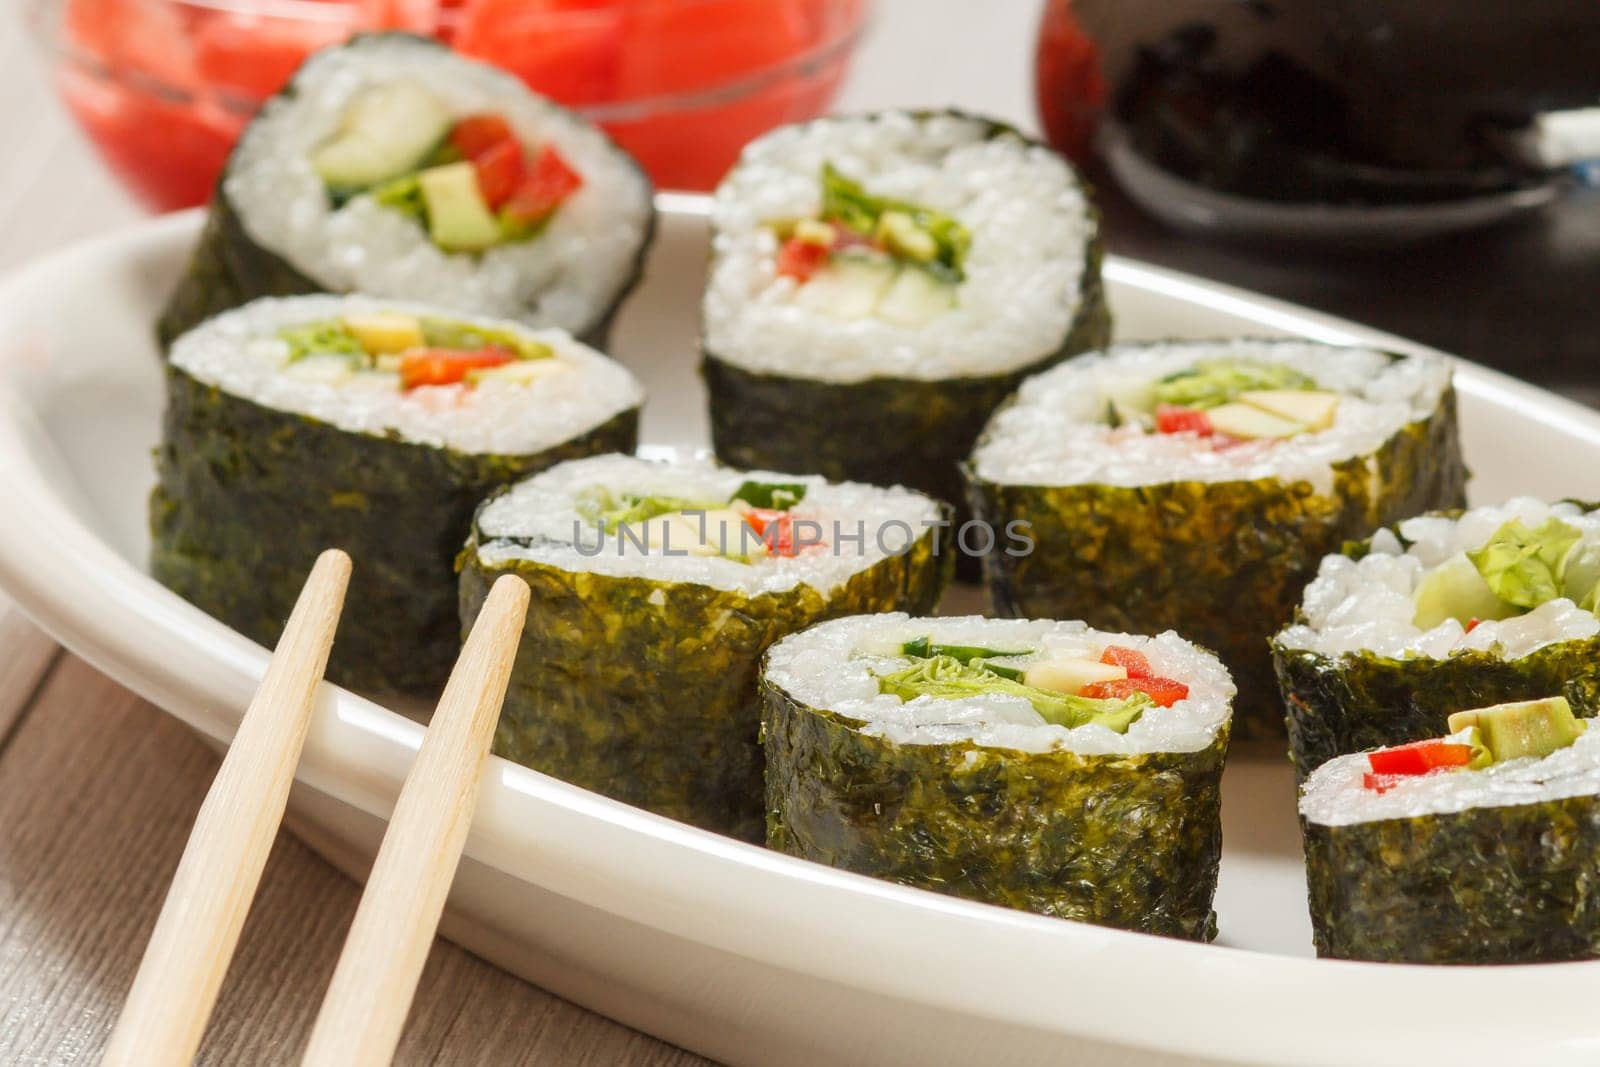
[3,195,1600,1067]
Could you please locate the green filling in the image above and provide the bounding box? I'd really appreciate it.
[418,317,553,361]
[1468,517,1588,610]
[1448,696,1587,763]
[731,480,808,510]
[877,654,1150,733]
[574,489,721,532]
[1151,359,1318,410]
[278,322,365,363]
[899,637,1031,664]
[275,315,553,368]
[820,163,970,282]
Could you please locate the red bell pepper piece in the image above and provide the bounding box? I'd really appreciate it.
[1155,405,1213,435]
[740,507,785,536]
[1362,772,1405,794]
[760,513,826,557]
[1365,739,1474,777]
[450,113,515,160]
[471,137,525,210]
[775,237,830,282]
[1465,617,1482,633]
[503,145,584,225]
[399,347,516,390]
[1081,676,1190,708]
[1099,645,1153,680]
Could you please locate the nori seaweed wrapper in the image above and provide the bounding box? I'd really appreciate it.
[763,688,1229,939]
[459,520,951,842]
[1277,614,1600,782]
[1303,794,1600,963]
[157,33,653,350]
[966,377,1467,741]
[700,115,1111,574]
[151,364,637,698]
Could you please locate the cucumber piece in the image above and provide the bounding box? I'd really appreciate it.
[794,253,897,320]
[876,267,957,328]
[1412,551,1517,630]
[419,163,502,253]
[312,81,452,195]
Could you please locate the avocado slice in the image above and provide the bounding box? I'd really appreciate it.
[1205,402,1305,439]
[1412,551,1518,630]
[1238,389,1340,431]
[1447,696,1586,763]
[419,163,502,253]
[341,312,424,355]
[312,82,452,196]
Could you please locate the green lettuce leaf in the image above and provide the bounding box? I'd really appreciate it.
[277,321,365,363]
[1467,517,1585,609]
[574,489,722,532]
[820,163,970,279]
[1151,359,1317,410]
[876,654,1150,733]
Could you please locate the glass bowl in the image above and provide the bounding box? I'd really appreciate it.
[29,0,867,210]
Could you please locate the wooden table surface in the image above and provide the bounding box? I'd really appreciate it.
[2,1,1594,1062]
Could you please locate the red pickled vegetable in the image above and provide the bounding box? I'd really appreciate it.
[1155,405,1213,436]
[1099,645,1153,680]
[399,347,515,389]
[740,507,786,537]
[1362,772,1404,794]
[503,145,584,224]
[471,138,526,209]
[1466,617,1483,633]
[762,513,824,557]
[450,113,516,159]
[1365,739,1474,777]
[1081,676,1190,708]
[775,237,829,282]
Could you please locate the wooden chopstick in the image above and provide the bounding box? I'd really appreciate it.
[104,549,352,1067]
[301,573,530,1067]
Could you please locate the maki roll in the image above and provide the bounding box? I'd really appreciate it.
[763,615,1233,939]
[152,295,642,698]
[458,454,951,841]
[701,111,1109,566]
[159,33,653,347]
[965,339,1465,739]
[1275,498,1600,777]
[1301,695,1600,963]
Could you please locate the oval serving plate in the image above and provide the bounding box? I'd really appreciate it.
[2,194,1599,1067]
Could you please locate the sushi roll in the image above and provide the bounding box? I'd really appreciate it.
[1301,695,1600,963]
[700,111,1109,568]
[151,294,642,698]
[458,454,951,841]
[762,615,1233,939]
[158,33,654,347]
[1275,498,1600,778]
[965,339,1466,739]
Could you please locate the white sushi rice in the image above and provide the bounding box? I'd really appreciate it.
[1300,725,1600,826]
[702,111,1095,382]
[970,340,1451,496]
[225,35,651,334]
[763,614,1234,756]
[168,295,643,456]
[474,453,944,596]
[1277,498,1600,661]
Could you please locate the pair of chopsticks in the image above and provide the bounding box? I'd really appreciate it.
[103,549,531,1067]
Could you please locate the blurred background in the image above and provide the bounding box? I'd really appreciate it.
[8,0,1599,395]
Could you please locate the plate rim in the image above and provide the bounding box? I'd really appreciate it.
[2,199,1600,1064]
